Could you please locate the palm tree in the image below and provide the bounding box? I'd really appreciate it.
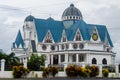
[5,52,20,70]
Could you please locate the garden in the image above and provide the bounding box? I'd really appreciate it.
[0,52,117,79]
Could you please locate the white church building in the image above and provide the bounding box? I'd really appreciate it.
[11,4,116,69]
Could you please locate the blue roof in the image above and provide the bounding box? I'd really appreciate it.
[88,24,113,47]
[34,18,113,47]
[25,15,35,22]
[13,30,24,48]
[34,18,64,42]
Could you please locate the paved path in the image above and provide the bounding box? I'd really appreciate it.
[0,78,120,80]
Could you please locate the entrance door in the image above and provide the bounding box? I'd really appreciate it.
[53,55,58,65]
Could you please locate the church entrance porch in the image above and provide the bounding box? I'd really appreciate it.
[49,53,86,66]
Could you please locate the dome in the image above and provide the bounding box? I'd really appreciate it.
[62,4,83,20]
[24,15,35,22]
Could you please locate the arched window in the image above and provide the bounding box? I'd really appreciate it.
[75,31,81,41]
[102,58,107,64]
[92,58,97,64]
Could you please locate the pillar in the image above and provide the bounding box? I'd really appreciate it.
[1,59,5,71]
[99,65,102,77]
[64,63,67,71]
[51,55,53,65]
[76,54,79,64]
[65,54,68,63]
[69,55,72,63]
[59,55,61,64]
[45,61,48,67]
[115,63,119,77]
[45,54,49,67]
[23,59,27,68]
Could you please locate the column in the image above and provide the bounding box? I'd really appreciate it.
[69,55,72,63]
[59,55,61,64]
[47,54,50,64]
[1,59,5,71]
[86,54,90,64]
[76,54,79,64]
[115,63,119,77]
[51,55,53,65]
[23,59,27,68]
[65,54,68,63]
[99,65,102,77]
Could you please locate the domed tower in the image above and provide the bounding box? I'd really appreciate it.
[62,4,83,29]
[24,15,35,22]
[23,15,35,48]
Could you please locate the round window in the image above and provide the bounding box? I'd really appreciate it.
[79,43,84,49]
[51,45,55,50]
[73,44,78,49]
[42,45,47,50]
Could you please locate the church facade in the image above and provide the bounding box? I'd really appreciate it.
[11,4,116,67]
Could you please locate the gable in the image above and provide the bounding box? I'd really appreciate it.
[34,18,113,47]
[13,30,24,48]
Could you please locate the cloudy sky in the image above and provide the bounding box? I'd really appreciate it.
[0,0,120,62]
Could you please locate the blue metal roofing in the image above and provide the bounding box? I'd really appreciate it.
[13,30,24,48]
[34,18,64,43]
[88,24,113,47]
[25,15,35,22]
[34,18,113,47]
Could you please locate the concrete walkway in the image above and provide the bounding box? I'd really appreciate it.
[0,78,120,80]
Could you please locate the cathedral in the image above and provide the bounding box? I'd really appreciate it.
[11,4,115,67]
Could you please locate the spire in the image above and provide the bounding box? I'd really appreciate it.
[14,30,24,48]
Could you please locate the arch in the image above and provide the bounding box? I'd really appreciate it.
[92,58,97,64]
[102,58,107,64]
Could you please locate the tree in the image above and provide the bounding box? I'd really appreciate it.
[0,52,20,71]
[5,52,20,70]
[40,54,45,66]
[27,54,45,71]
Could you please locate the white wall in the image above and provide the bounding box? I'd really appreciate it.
[89,54,112,64]
[0,71,120,78]
[0,71,13,78]
[0,71,66,78]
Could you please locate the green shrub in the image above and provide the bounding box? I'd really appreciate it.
[65,65,99,78]
[42,67,49,78]
[12,66,29,78]
[89,65,99,77]
[77,67,91,77]
[42,66,58,78]
[102,69,109,77]
[65,65,77,77]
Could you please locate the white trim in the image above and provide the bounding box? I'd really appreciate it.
[43,30,55,43]
[61,30,67,42]
[104,33,110,47]
[73,28,83,41]
[19,44,22,48]
[90,27,100,42]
